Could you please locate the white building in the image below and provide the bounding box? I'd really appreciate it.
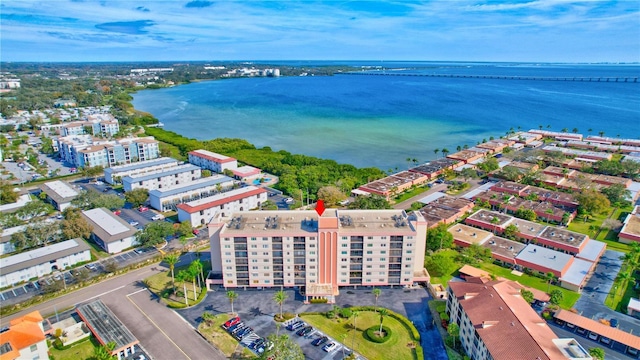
[122,164,201,192]
[104,157,179,184]
[82,208,138,254]
[0,239,91,287]
[40,180,79,211]
[148,175,236,212]
[0,311,49,360]
[177,186,268,225]
[57,135,160,168]
[188,149,237,173]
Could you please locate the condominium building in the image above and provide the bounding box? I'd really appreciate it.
[447,279,590,360]
[82,208,138,254]
[122,164,201,192]
[208,209,429,303]
[0,311,49,360]
[39,180,78,211]
[177,186,268,225]
[57,135,159,168]
[61,117,120,137]
[104,157,179,184]
[188,149,237,173]
[148,175,237,212]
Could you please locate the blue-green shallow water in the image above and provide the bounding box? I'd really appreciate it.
[131,63,640,171]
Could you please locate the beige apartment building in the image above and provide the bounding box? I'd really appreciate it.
[208,209,429,303]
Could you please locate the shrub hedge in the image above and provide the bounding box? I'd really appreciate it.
[365,325,392,343]
[310,298,328,303]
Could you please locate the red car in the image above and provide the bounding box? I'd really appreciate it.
[192,229,200,235]
[113,210,122,215]
[138,206,149,212]
[223,316,240,329]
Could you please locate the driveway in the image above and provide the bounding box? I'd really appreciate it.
[573,250,640,334]
[177,287,447,360]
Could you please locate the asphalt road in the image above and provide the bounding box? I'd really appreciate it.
[1,259,225,360]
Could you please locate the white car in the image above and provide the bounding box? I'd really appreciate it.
[151,214,164,221]
[129,221,139,226]
[322,342,338,352]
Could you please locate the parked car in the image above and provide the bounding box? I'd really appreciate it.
[628,347,639,356]
[138,206,149,212]
[296,326,313,336]
[286,321,303,331]
[249,338,265,350]
[257,341,273,354]
[600,336,611,345]
[223,316,240,329]
[227,322,244,334]
[192,229,200,235]
[322,342,338,352]
[113,210,122,215]
[312,336,328,346]
[85,263,97,271]
[129,221,139,227]
[609,318,618,328]
[151,214,164,221]
[587,332,598,341]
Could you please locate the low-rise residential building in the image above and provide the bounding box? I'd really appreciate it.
[0,311,49,360]
[542,145,612,161]
[149,175,237,212]
[447,279,588,360]
[40,180,78,211]
[188,149,237,173]
[529,129,583,141]
[357,171,430,199]
[82,208,138,254]
[177,186,268,225]
[208,209,429,302]
[410,158,462,179]
[584,135,640,148]
[57,135,160,168]
[619,205,640,244]
[628,298,640,319]
[122,164,201,192]
[230,165,262,182]
[0,239,91,287]
[104,157,179,184]
[446,150,486,164]
[76,300,140,360]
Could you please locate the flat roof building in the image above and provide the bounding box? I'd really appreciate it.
[40,180,78,211]
[515,244,573,278]
[177,186,268,226]
[122,164,201,192]
[410,158,462,178]
[76,300,140,359]
[82,208,138,254]
[464,210,513,235]
[619,205,640,244]
[208,209,428,303]
[0,239,91,287]
[148,175,236,212]
[104,157,179,184]
[536,227,589,255]
[448,224,493,247]
[483,236,527,265]
[188,149,237,173]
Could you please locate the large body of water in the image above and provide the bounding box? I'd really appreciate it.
[132,62,640,171]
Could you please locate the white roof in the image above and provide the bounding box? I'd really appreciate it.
[82,208,130,236]
[0,239,82,268]
[417,191,446,204]
[576,240,606,262]
[628,298,640,312]
[43,180,78,198]
[0,193,32,212]
[515,244,572,272]
[560,258,593,286]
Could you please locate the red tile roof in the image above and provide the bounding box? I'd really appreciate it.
[554,309,640,349]
[0,311,45,360]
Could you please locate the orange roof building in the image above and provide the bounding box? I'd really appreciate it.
[447,280,590,360]
[0,311,48,360]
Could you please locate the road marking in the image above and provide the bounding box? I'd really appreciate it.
[126,293,191,360]
[127,288,148,296]
[0,292,5,300]
[75,285,126,305]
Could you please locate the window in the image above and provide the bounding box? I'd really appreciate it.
[226,266,232,270]
[380,265,385,268]
[224,252,231,256]
[367,244,373,247]
[405,257,412,261]
[224,245,230,248]
[264,266,270,269]
[380,258,386,261]
[263,245,269,248]
[310,251,316,255]
[342,244,348,247]
[252,266,258,270]
[341,265,347,269]
[342,258,348,262]
[251,259,258,263]
[251,244,257,248]
[366,251,373,255]
[252,273,258,277]
[225,259,232,263]
[251,237,257,241]
[366,272,371,275]
[263,252,269,255]
[263,237,268,240]
[407,243,413,247]
[367,236,373,239]
[406,250,412,254]
[251,252,257,255]
[366,258,372,262]
[342,236,348,240]
[366,265,372,268]
[264,259,269,262]
[341,251,348,255]
[381,236,387,239]
[309,244,315,248]
[380,250,386,254]
[30,345,38,352]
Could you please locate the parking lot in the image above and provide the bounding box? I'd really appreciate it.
[550,321,638,359]
[0,247,159,307]
[178,287,448,360]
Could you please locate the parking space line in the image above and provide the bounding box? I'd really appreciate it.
[0,292,5,301]
[11,289,17,296]
[126,293,192,360]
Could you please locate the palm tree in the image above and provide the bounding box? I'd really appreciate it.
[433,149,440,158]
[163,253,179,293]
[539,125,543,130]
[406,157,412,169]
[545,272,555,293]
[447,323,460,348]
[490,216,500,235]
[587,128,593,135]
[441,148,450,157]
[274,290,288,319]
[412,158,418,166]
[616,272,631,296]
[378,308,388,334]
[372,288,381,310]
[226,290,238,314]
[599,131,605,137]
[561,128,568,133]
[572,128,579,134]
[176,270,189,306]
[456,145,461,152]
[351,310,360,350]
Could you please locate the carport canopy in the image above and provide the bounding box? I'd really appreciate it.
[554,309,640,349]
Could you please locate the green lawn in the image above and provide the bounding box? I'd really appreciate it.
[426,249,462,286]
[568,205,633,253]
[48,336,100,360]
[393,185,431,203]
[477,263,580,309]
[145,260,211,307]
[198,314,256,358]
[301,311,420,360]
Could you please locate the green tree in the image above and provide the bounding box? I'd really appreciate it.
[459,244,492,265]
[549,289,564,305]
[514,207,537,221]
[378,308,388,334]
[163,252,179,293]
[600,184,631,205]
[227,290,239,314]
[124,188,149,208]
[348,195,392,210]
[588,347,605,360]
[576,190,610,216]
[616,272,632,296]
[372,288,381,310]
[317,185,346,206]
[520,289,534,304]
[274,290,288,319]
[426,223,454,252]
[477,157,499,173]
[177,220,193,237]
[545,272,555,293]
[201,169,212,178]
[447,322,460,348]
[61,207,93,239]
[260,333,304,360]
[176,269,190,306]
[502,223,519,240]
[136,221,174,247]
[425,253,455,277]
[201,311,216,326]
[93,341,117,360]
[460,167,478,182]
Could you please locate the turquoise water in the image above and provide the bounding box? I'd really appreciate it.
[131,63,640,171]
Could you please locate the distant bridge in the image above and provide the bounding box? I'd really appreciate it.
[341,72,639,83]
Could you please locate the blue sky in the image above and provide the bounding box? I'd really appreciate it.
[1,0,639,62]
